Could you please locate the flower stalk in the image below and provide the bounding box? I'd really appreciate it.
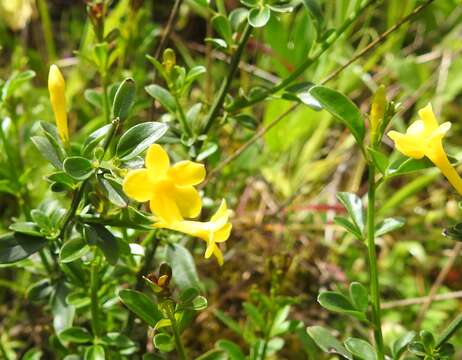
[366,164,385,359]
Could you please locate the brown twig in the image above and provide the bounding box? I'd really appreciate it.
[382,290,462,310]
[415,242,462,326]
[154,0,184,59]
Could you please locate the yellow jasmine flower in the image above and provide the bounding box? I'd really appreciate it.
[48,65,68,144]
[154,200,232,266]
[388,103,462,195]
[123,144,206,224]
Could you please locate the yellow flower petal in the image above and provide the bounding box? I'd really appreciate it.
[145,144,170,178]
[418,103,439,132]
[154,219,209,240]
[204,240,215,259]
[167,160,206,186]
[211,200,228,222]
[214,223,232,243]
[213,245,224,266]
[387,131,425,159]
[48,65,68,143]
[171,185,202,219]
[122,169,154,202]
[150,182,183,223]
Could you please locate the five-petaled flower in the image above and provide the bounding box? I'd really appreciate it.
[388,103,462,195]
[154,200,232,266]
[48,64,68,144]
[122,144,206,224]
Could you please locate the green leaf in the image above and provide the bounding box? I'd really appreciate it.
[367,147,389,175]
[192,295,208,311]
[59,327,93,344]
[216,340,246,360]
[318,291,355,312]
[318,291,367,322]
[392,331,415,360]
[196,349,227,360]
[63,157,94,181]
[83,224,119,265]
[21,348,43,360]
[113,78,136,121]
[166,243,201,291]
[59,238,91,263]
[349,282,368,313]
[334,216,363,240]
[344,338,377,360]
[31,136,63,169]
[234,113,258,130]
[101,332,137,349]
[9,222,42,236]
[337,192,364,234]
[248,6,270,27]
[116,122,168,160]
[243,302,265,330]
[119,289,162,327]
[84,89,102,108]
[52,281,75,333]
[306,326,352,359]
[375,217,405,237]
[83,124,112,157]
[185,66,206,85]
[84,345,105,360]
[145,84,177,113]
[1,70,36,100]
[212,14,233,44]
[229,8,249,31]
[310,85,365,145]
[27,279,53,302]
[214,309,242,335]
[270,305,291,337]
[153,333,175,352]
[99,175,128,207]
[302,0,323,35]
[284,82,322,111]
[386,156,439,177]
[0,232,47,264]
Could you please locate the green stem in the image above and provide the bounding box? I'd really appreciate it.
[90,256,101,337]
[167,303,187,360]
[37,0,57,62]
[366,165,385,359]
[58,118,119,240]
[436,312,462,348]
[202,22,252,135]
[174,95,193,137]
[125,232,160,333]
[102,74,111,124]
[227,0,377,112]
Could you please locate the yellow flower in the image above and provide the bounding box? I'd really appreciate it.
[388,103,462,195]
[154,200,232,266]
[122,144,206,224]
[48,65,68,144]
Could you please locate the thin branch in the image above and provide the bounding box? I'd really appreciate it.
[382,290,462,309]
[154,0,184,59]
[415,242,462,326]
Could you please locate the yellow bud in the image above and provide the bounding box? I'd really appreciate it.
[370,85,386,145]
[48,64,68,144]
